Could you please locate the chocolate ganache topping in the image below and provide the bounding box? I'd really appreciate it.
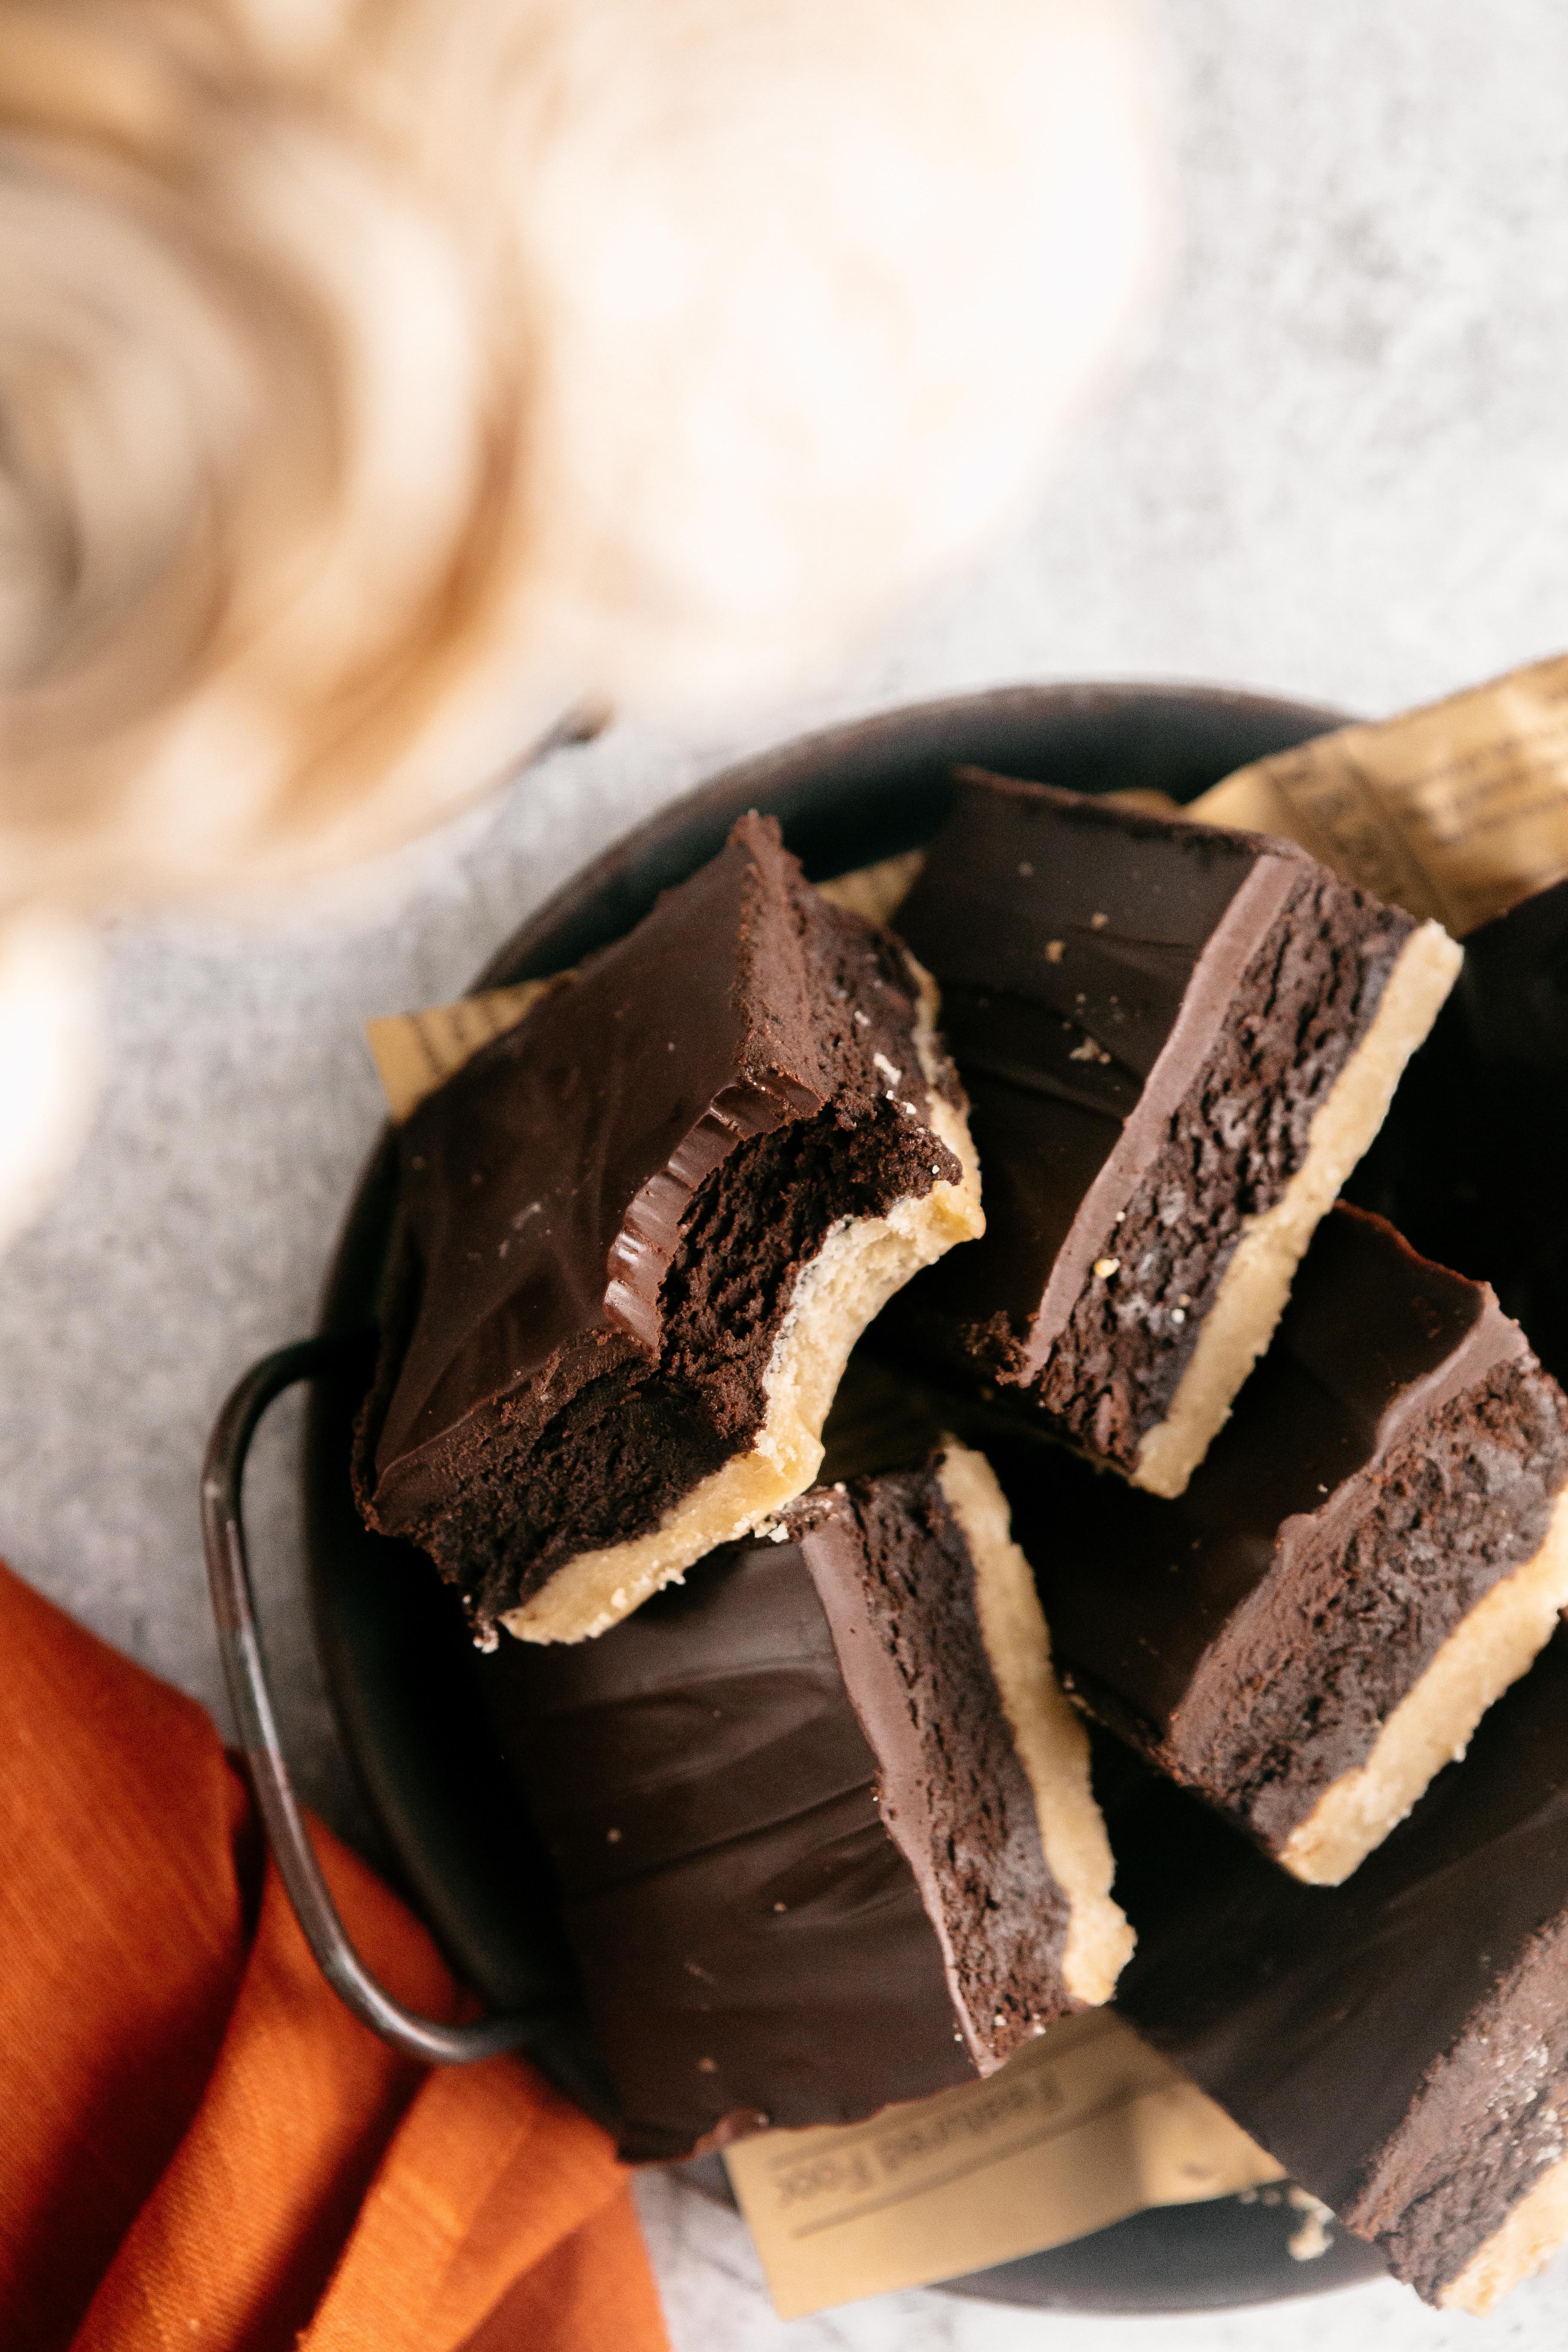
[481,1509,982,2160]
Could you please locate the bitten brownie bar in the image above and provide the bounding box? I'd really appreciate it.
[890,769,1460,1494]
[995,1205,1568,1885]
[354,814,982,1644]
[1110,1623,1568,2313]
[482,1446,1131,2159]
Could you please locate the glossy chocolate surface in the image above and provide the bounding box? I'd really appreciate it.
[479,1453,1083,2159]
[793,1469,1074,2066]
[1109,1624,1568,2296]
[995,1207,1566,1850]
[481,1518,978,2160]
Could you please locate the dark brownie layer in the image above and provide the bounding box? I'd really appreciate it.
[1028,870,1410,1461]
[791,1468,1075,2062]
[888,771,1416,1475]
[1344,1912,1568,2304]
[354,814,962,1634]
[994,1206,1568,1863]
[1197,1361,1568,1851]
[1108,1622,1568,2303]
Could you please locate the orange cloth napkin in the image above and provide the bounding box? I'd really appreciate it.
[0,1560,671,2352]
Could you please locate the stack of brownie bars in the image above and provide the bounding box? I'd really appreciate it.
[353,773,1568,2315]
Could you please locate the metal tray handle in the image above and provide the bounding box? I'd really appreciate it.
[202,1335,538,2064]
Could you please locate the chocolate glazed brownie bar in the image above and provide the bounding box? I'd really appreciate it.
[995,1205,1568,1884]
[1110,1624,1568,2313]
[354,815,983,1644]
[891,770,1461,1494]
[482,1446,1130,2160]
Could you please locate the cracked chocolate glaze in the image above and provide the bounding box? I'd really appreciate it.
[888,772,1414,1468]
[479,1474,1043,2162]
[994,1207,1568,1854]
[1109,1624,1568,2302]
[354,815,960,1626]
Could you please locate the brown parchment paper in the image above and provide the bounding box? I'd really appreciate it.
[723,2012,1284,2320]
[1189,653,1568,936]
[364,977,561,1124]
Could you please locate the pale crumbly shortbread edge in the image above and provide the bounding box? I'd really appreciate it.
[502,1012,983,1644]
[936,1439,1134,2006]
[1132,919,1464,1499]
[1439,2147,1568,2316]
[1280,1482,1568,1887]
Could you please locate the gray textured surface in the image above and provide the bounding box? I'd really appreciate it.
[6,0,1568,2338]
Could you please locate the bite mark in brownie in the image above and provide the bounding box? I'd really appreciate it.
[888,770,1460,1494]
[481,1447,1128,2160]
[353,813,982,1644]
[997,1206,1568,1883]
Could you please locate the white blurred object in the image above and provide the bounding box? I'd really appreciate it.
[0,0,1166,912]
[468,0,1169,704]
[0,913,101,1258]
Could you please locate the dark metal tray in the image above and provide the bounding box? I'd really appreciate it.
[210,680,1389,2313]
